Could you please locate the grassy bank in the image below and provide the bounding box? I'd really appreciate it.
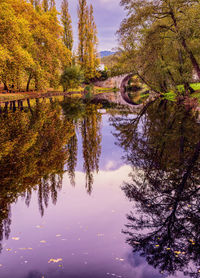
[163,83,200,102]
[0,86,117,102]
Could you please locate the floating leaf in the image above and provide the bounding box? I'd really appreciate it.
[12,237,20,241]
[97,233,104,237]
[36,225,43,229]
[48,258,63,264]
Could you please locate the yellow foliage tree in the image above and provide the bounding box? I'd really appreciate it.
[78,0,100,80]
[0,0,72,92]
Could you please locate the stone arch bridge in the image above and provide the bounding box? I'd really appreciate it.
[94,74,131,90]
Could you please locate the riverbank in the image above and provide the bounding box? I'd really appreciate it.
[0,86,116,103]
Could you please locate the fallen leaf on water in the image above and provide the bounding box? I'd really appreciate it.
[115,257,124,262]
[97,234,104,237]
[36,225,43,229]
[12,237,20,241]
[155,245,160,247]
[48,258,63,264]
[40,240,46,243]
[6,248,12,251]
[174,251,181,254]
[56,234,61,237]
[19,248,33,250]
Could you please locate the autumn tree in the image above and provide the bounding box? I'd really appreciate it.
[78,0,87,64]
[61,0,73,51]
[49,0,55,10]
[83,5,100,80]
[0,0,34,91]
[42,0,48,12]
[78,0,100,80]
[0,0,72,92]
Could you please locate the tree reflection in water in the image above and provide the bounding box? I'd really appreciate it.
[0,100,102,250]
[80,104,102,194]
[111,100,200,277]
[0,102,74,245]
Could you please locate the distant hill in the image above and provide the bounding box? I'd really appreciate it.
[100,51,115,58]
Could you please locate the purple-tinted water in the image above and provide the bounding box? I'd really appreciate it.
[0,113,193,278]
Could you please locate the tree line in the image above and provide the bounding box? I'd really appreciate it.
[0,0,100,92]
[117,0,200,95]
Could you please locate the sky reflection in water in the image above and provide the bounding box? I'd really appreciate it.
[0,101,198,278]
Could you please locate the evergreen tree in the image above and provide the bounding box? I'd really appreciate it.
[61,0,73,51]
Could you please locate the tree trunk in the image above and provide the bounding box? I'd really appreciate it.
[181,39,200,80]
[26,73,32,92]
[3,82,8,91]
[184,82,195,95]
[35,77,39,91]
[170,11,200,80]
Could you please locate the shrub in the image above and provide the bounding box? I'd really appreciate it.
[60,65,84,92]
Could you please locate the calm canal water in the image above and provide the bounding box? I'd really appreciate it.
[0,99,199,277]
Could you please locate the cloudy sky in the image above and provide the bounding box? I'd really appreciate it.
[56,0,125,51]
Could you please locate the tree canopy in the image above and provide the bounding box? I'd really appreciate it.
[0,0,71,92]
[118,0,200,94]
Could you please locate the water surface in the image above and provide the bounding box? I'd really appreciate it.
[0,99,199,277]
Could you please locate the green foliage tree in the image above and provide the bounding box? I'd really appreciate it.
[118,0,200,94]
[60,65,84,92]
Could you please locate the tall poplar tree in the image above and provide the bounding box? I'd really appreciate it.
[49,0,55,10]
[78,0,87,64]
[61,0,73,51]
[84,4,99,79]
[42,0,48,12]
[78,0,99,80]
[30,0,40,9]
